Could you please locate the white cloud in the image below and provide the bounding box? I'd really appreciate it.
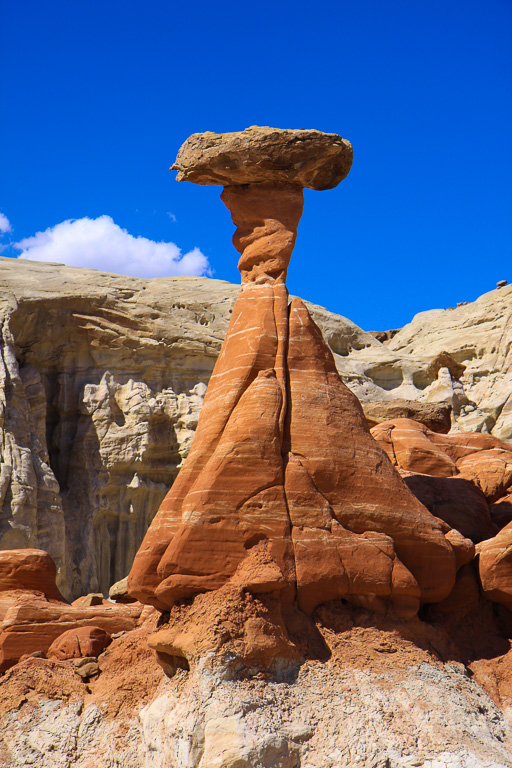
[0,213,12,234]
[167,211,177,223]
[15,215,211,278]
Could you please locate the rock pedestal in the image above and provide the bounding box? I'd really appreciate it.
[128,127,461,670]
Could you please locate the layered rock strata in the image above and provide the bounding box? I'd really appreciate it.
[345,286,512,442]
[1,261,510,602]
[0,548,142,672]
[129,128,465,672]
[0,258,378,600]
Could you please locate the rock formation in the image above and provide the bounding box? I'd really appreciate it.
[362,399,452,433]
[128,128,468,675]
[171,125,353,189]
[0,257,379,600]
[1,128,512,767]
[0,548,142,672]
[1,258,510,602]
[343,286,512,442]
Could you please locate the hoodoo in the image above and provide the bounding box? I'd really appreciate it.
[128,127,464,669]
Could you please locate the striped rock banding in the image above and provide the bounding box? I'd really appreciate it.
[128,128,462,665]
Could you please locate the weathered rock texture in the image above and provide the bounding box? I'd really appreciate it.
[2,600,512,767]
[2,270,511,603]
[362,399,452,433]
[171,125,353,189]
[0,549,142,672]
[478,521,512,609]
[343,284,512,442]
[372,419,512,541]
[129,128,466,671]
[0,257,379,600]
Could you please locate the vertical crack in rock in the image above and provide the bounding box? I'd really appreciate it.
[127,127,467,673]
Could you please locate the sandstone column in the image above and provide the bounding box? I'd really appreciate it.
[128,127,459,641]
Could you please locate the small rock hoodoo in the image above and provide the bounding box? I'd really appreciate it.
[128,127,466,669]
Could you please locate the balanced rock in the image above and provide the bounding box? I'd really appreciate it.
[129,128,460,672]
[171,126,353,190]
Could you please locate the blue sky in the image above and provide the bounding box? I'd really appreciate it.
[1,0,510,330]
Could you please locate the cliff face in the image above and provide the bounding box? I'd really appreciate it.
[0,257,377,599]
[341,284,512,443]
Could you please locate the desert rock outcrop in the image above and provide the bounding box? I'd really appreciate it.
[343,285,512,442]
[1,262,510,601]
[1,127,512,767]
[0,257,378,600]
[0,548,141,672]
[129,128,463,673]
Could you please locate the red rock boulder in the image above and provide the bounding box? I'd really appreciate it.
[0,549,64,601]
[48,626,111,660]
[478,522,512,609]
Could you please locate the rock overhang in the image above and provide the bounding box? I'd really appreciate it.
[170,125,353,190]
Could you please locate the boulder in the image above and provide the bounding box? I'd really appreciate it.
[72,656,100,678]
[171,126,353,190]
[109,576,137,603]
[371,419,458,476]
[0,549,64,601]
[48,626,111,660]
[362,399,452,433]
[72,593,105,607]
[478,522,512,609]
[457,449,512,503]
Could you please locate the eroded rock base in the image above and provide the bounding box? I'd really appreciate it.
[2,596,512,768]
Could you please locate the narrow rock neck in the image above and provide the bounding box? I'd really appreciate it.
[220,183,304,285]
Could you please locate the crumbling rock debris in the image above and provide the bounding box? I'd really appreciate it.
[72,656,100,678]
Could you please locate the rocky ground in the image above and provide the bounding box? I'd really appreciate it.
[2,599,512,768]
